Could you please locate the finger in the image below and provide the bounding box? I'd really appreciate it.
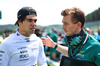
[47,35,51,39]
[41,37,45,39]
[43,41,47,46]
[42,41,46,45]
[41,38,47,45]
[47,35,52,41]
[41,37,48,42]
[42,40,46,44]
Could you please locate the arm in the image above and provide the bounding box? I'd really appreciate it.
[0,43,10,66]
[41,36,68,56]
[38,39,47,66]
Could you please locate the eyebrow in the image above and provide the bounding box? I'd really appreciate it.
[62,21,67,24]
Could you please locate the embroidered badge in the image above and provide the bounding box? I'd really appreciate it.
[17,33,20,36]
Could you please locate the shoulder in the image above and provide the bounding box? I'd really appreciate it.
[87,34,98,43]
[82,33,100,47]
[1,33,17,45]
[86,34,100,47]
[31,34,42,41]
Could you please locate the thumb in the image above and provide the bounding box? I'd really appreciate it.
[47,35,50,39]
[47,35,52,40]
[47,35,53,41]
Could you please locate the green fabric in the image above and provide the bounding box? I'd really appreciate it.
[68,32,100,66]
[49,32,58,59]
[51,32,58,43]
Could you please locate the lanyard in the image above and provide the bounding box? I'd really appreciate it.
[68,34,88,57]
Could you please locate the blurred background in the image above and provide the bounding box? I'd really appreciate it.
[0,0,100,66]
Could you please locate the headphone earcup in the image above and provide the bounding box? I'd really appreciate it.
[71,36,82,45]
[64,35,82,46]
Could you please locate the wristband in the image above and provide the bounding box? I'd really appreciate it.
[54,44,58,49]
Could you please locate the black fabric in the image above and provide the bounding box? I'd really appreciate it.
[67,29,85,42]
[60,56,96,66]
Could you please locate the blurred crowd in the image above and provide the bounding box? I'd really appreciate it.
[34,27,100,64]
[35,27,65,62]
[0,27,100,63]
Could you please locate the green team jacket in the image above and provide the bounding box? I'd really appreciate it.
[68,32,100,66]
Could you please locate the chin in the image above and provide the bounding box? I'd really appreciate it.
[66,34,71,36]
[29,31,34,34]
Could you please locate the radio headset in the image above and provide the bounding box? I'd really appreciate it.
[64,29,89,57]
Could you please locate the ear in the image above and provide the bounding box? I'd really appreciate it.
[77,22,82,28]
[18,20,22,25]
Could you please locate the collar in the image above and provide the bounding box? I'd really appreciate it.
[16,31,37,42]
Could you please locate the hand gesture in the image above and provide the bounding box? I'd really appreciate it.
[41,36,56,48]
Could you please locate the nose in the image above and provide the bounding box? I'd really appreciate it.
[31,21,36,26]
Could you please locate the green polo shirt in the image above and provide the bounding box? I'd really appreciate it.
[67,32,100,66]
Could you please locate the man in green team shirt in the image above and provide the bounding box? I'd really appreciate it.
[49,27,58,61]
[41,7,100,66]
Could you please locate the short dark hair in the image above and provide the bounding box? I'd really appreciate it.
[16,17,26,26]
[61,7,85,28]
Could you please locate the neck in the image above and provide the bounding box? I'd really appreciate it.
[69,28,84,38]
[18,30,32,37]
[75,28,82,35]
[67,28,82,37]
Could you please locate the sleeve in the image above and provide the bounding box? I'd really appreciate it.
[94,44,100,66]
[38,39,47,66]
[0,42,10,66]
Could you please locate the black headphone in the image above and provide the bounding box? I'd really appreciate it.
[64,29,85,46]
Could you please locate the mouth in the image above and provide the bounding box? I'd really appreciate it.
[30,26,36,31]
